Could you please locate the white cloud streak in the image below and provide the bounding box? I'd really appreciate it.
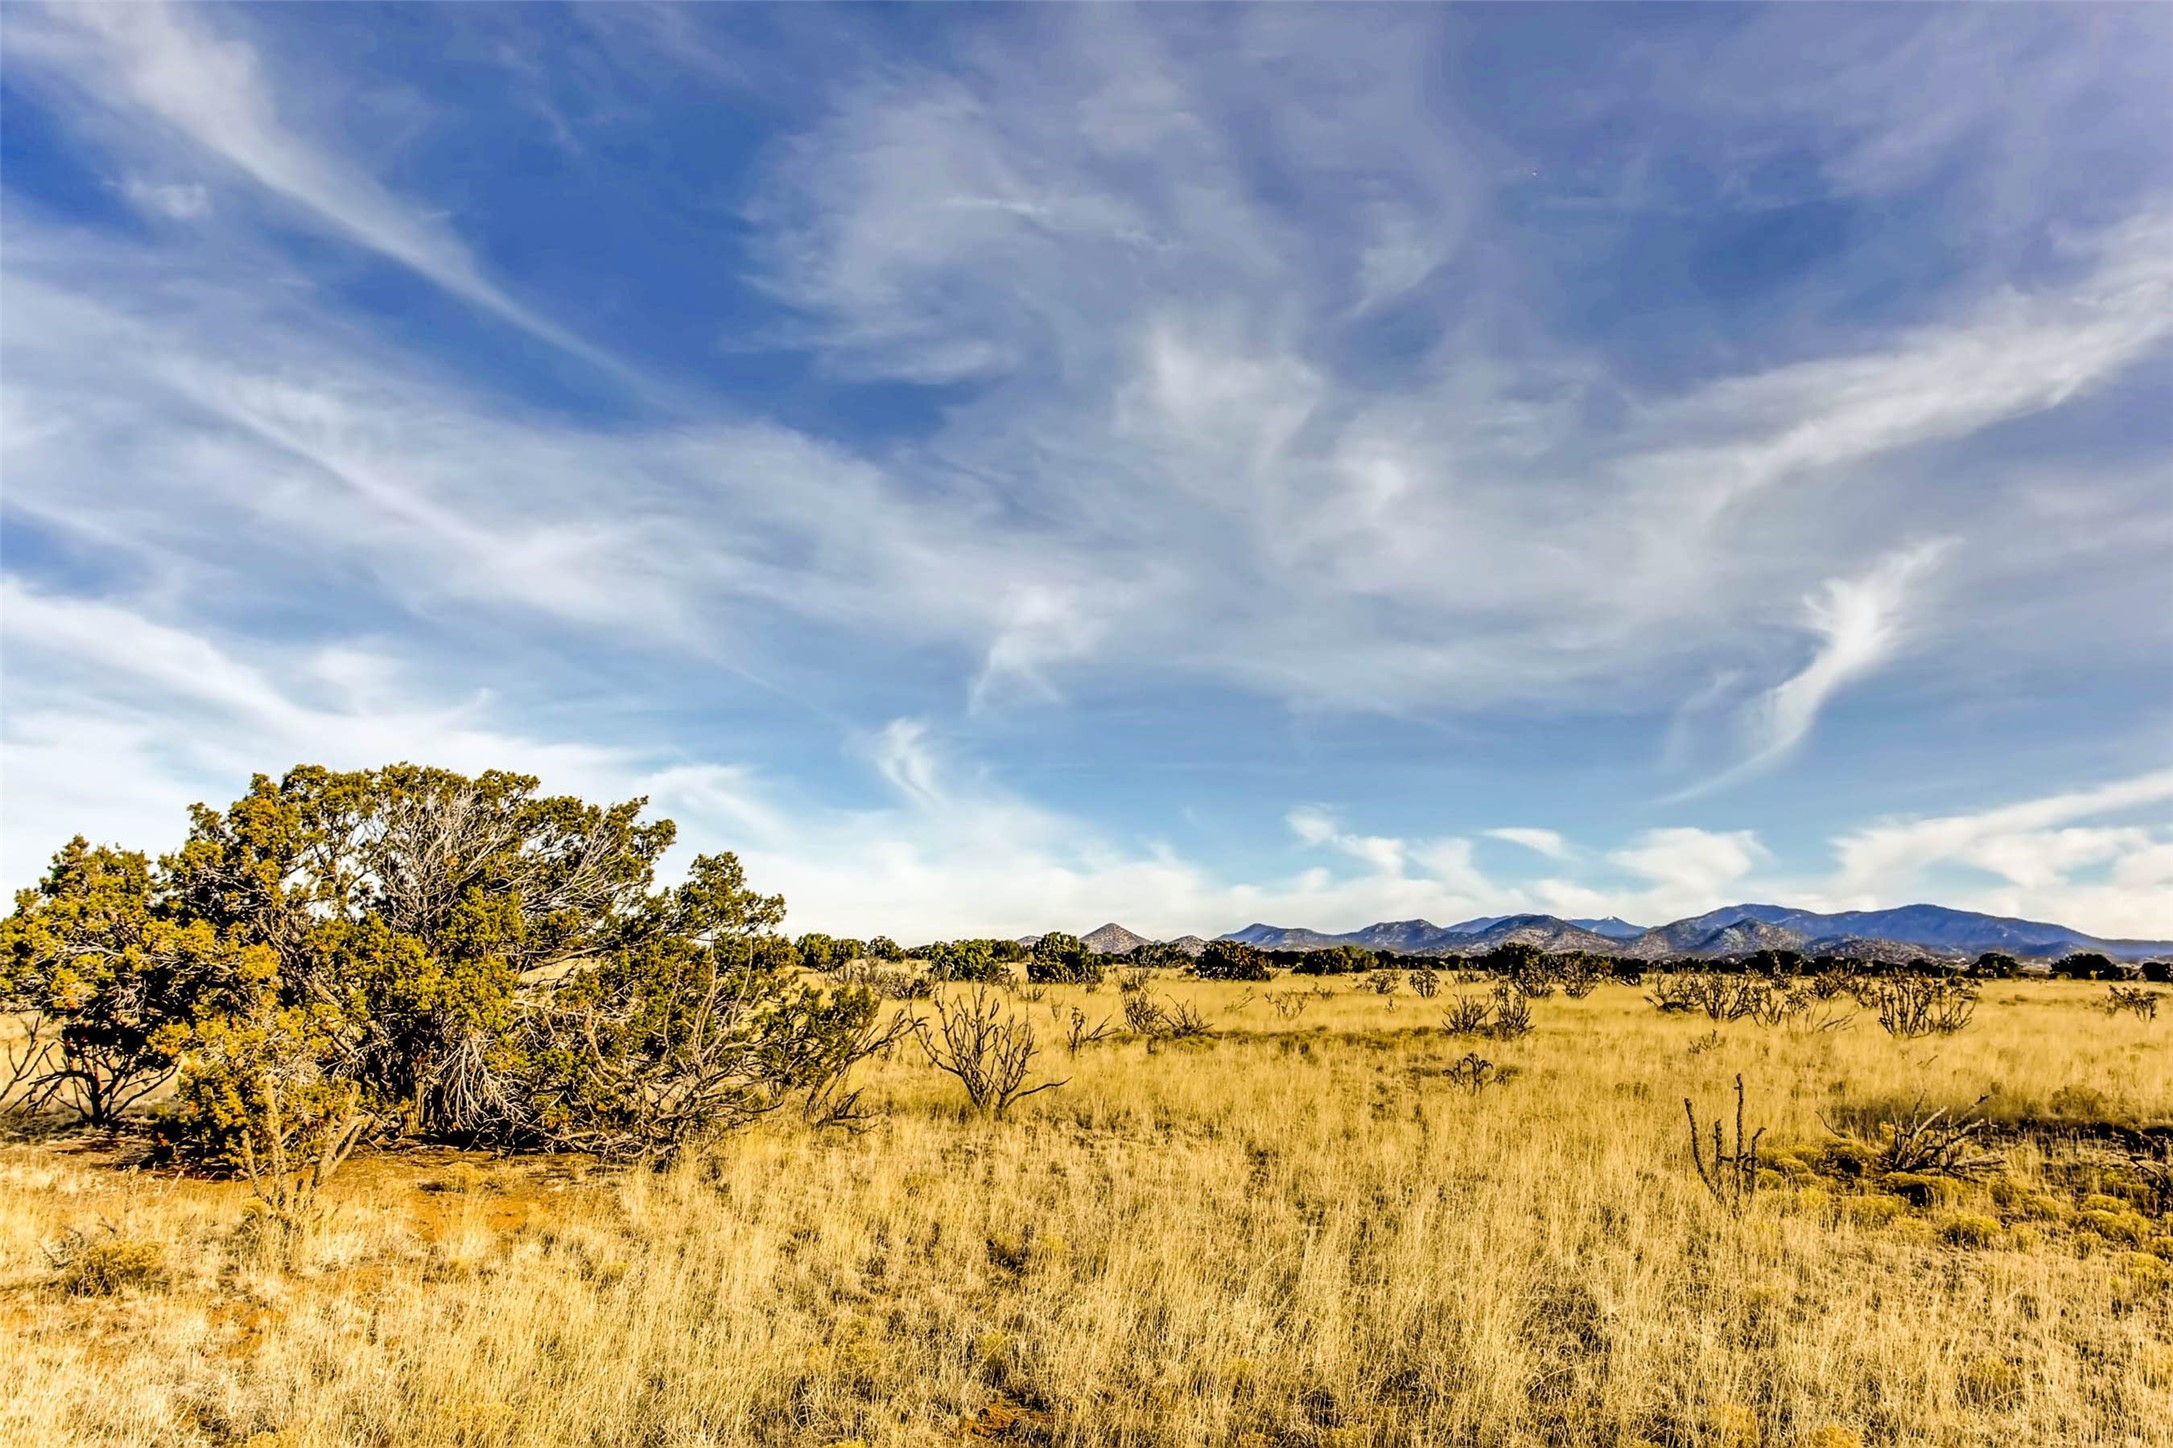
[8,2,610,366]
[1692,541,1951,791]
[1485,828,1573,861]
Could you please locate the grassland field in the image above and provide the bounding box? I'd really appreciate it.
[3,978,2170,1448]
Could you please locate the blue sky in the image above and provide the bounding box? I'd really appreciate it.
[3,3,2170,941]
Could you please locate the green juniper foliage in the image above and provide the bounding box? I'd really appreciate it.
[2,764,886,1164]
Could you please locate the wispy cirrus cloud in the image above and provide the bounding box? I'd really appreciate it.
[2,4,2168,940]
[1680,541,1952,795]
[6,2,612,368]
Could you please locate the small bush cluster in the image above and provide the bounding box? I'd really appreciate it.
[914,986,1063,1113]
[1870,976,1978,1038]
[1123,991,1213,1040]
[1192,940,1271,981]
[44,1227,167,1296]
[1025,932,1105,986]
[1441,986,1533,1041]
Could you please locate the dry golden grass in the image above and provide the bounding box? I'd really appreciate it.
[3,980,2170,1447]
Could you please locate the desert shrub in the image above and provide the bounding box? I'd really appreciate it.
[1478,941,1544,983]
[1063,1007,1114,1054]
[0,839,251,1125]
[1557,955,1603,998]
[1685,1075,1765,1216]
[1265,990,1313,1019]
[1808,970,1853,1000]
[1194,940,1271,981]
[915,986,1064,1113]
[837,962,931,1000]
[795,934,867,973]
[190,1007,372,1263]
[1407,967,1441,999]
[517,924,906,1154]
[7,765,908,1171]
[1027,933,1103,986]
[1441,993,1493,1037]
[1488,986,1533,1041]
[1125,940,1190,969]
[1445,1051,1516,1093]
[44,1227,166,1296]
[1823,1094,2001,1180]
[1646,973,1700,1013]
[928,939,1015,984]
[1123,992,1212,1040]
[1872,976,1978,1038]
[1942,1213,2002,1248]
[2105,986,2163,1021]
[864,936,902,961]
[2052,952,2122,981]
[1366,968,1401,996]
[1743,948,1807,977]
[1289,944,1371,976]
[1165,998,1214,1037]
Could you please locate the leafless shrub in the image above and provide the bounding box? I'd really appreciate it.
[1558,957,1602,999]
[1441,994,1493,1037]
[1123,991,1169,1035]
[1489,986,1533,1041]
[1118,968,1153,995]
[1646,973,1702,1014]
[1784,1001,1855,1035]
[1018,985,1048,1005]
[1064,1007,1114,1055]
[1873,976,1978,1038]
[1121,992,1213,1041]
[2,1010,57,1113]
[1649,972,1822,1026]
[1265,990,1314,1020]
[914,986,1065,1114]
[1366,969,1401,996]
[2125,1148,2173,1216]
[2105,986,2163,1021]
[1408,968,1441,999]
[1740,979,1819,1027]
[1825,1093,2001,1179]
[1445,1051,1517,1094]
[837,962,931,1000]
[1164,998,1213,1038]
[802,1009,917,1132]
[235,1077,373,1266]
[1686,1074,1764,1216]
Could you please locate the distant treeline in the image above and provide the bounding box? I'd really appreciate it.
[808,934,2170,985]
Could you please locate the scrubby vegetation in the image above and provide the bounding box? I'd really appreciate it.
[4,762,2172,1446]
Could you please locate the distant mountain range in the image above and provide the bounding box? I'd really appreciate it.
[1213,904,2173,962]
